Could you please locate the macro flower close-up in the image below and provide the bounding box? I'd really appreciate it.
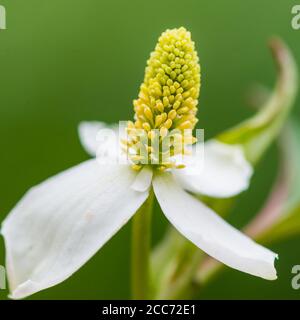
[1,1,300,310]
[0,26,293,299]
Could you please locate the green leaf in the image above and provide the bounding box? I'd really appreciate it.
[257,120,300,243]
[217,38,298,164]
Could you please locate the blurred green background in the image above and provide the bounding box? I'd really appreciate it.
[0,0,299,299]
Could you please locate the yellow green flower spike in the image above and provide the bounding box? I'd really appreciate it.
[124,27,201,170]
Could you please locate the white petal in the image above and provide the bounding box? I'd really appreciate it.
[173,140,253,198]
[153,172,277,280]
[78,121,119,157]
[78,121,109,156]
[131,166,153,192]
[1,160,148,299]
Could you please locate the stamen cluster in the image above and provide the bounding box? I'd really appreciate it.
[124,27,201,170]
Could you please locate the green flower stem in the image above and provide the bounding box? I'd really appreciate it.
[159,244,203,299]
[131,188,154,300]
[151,227,204,299]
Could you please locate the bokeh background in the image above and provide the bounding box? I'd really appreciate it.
[0,0,299,299]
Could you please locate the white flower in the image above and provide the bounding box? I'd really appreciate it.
[1,27,279,299]
[1,120,277,299]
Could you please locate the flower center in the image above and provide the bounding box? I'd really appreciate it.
[123,27,201,171]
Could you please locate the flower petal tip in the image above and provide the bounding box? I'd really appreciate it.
[259,252,278,281]
[8,280,39,300]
